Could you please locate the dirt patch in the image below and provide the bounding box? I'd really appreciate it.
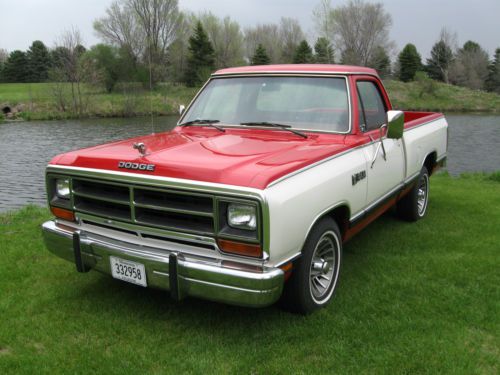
[0,347,12,356]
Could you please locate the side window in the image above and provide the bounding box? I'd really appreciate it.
[357,81,387,131]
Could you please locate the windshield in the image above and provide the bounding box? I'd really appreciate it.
[181,76,350,133]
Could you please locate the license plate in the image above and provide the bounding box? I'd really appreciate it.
[110,256,147,287]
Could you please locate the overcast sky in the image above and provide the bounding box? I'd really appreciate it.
[0,0,499,59]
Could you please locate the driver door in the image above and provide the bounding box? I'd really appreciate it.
[356,80,404,206]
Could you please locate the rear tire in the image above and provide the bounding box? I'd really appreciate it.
[397,166,430,221]
[281,218,342,315]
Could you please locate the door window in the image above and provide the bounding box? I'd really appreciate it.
[357,81,387,131]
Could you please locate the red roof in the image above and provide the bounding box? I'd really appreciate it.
[214,64,378,76]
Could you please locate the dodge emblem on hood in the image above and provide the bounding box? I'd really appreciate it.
[118,161,155,171]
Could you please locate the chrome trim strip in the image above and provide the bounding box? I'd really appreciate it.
[350,183,403,222]
[47,165,265,198]
[436,153,447,162]
[274,251,302,268]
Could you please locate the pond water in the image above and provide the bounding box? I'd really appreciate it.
[0,114,498,212]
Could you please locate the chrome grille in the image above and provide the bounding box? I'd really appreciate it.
[72,178,215,235]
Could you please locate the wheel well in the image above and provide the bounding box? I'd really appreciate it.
[327,205,350,238]
[424,152,437,175]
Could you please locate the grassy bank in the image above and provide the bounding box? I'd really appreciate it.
[0,83,199,121]
[1,79,500,122]
[0,173,498,374]
[385,79,500,113]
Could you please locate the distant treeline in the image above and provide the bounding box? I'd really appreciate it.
[0,0,499,95]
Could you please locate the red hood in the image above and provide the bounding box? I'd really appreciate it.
[51,127,361,189]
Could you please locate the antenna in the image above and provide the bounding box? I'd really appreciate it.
[148,35,155,135]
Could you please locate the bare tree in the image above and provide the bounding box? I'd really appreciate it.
[312,0,335,41]
[315,0,393,66]
[51,28,87,115]
[245,24,282,63]
[449,41,490,90]
[198,12,245,68]
[94,0,182,83]
[279,18,305,63]
[93,1,144,62]
[0,48,8,63]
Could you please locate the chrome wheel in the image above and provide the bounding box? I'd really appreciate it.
[417,173,429,216]
[309,231,340,303]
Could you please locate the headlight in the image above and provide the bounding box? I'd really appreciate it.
[56,178,70,199]
[227,203,257,230]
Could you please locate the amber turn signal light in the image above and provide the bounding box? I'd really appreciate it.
[50,206,75,222]
[217,239,262,258]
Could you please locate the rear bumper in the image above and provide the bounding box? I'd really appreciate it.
[41,220,284,308]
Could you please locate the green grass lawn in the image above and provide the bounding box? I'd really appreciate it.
[0,173,499,374]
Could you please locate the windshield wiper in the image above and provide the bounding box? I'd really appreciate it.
[179,119,225,132]
[240,121,308,138]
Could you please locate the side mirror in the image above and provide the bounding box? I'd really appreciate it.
[179,104,186,115]
[386,110,404,139]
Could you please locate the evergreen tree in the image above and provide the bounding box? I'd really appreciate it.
[398,43,422,82]
[426,40,453,83]
[184,21,215,87]
[27,40,52,82]
[2,50,29,82]
[293,40,313,64]
[251,44,271,65]
[369,46,391,77]
[485,48,500,93]
[314,37,334,64]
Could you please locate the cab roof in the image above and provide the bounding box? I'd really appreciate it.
[213,64,378,77]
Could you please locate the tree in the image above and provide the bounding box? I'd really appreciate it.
[449,41,489,90]
[369,45,391,77]
[27,40,52,82]
[184,21,215,87]
[244,24,282,63]
[198,12,245,69]
[426,40,453,83]
[251,44,271,65]
[312,0,335,41]
[279,17,305,63]
[83,44,122,92]
[0,49,8,82]
[293,40,314,64]
[94,0,182,84]
[486,48,500,93]
[2,50,29,82]
[315,0,393,66]
[314,37,334,64]
[50,29,88,114]
[398,43,422,82]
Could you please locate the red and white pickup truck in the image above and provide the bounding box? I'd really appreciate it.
[42,64,448,314]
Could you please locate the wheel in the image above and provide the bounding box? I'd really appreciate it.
[281,218,342,314]
[397,166,430,221]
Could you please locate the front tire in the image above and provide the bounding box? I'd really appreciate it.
[397,166,430,221]
[281,218,342,314]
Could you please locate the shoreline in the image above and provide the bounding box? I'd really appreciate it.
[1,80,500,123]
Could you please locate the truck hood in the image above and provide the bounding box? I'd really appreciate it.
[51,127,356,190]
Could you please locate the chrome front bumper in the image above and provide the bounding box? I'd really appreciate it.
[41,220,284,307]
